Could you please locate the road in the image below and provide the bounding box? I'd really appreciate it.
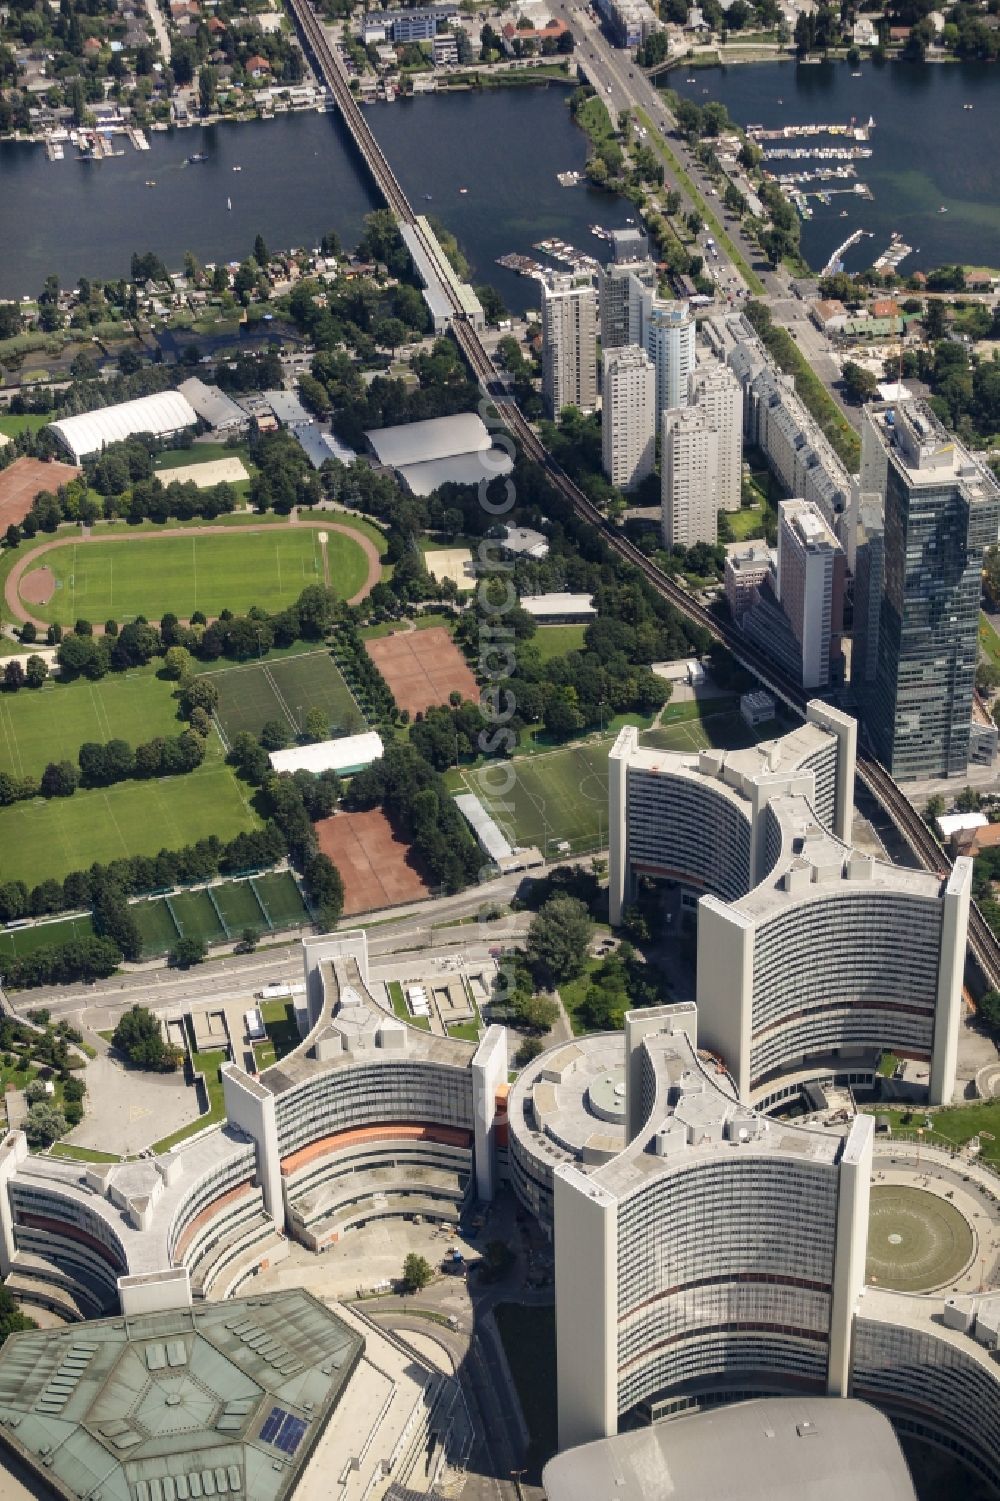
[1,874,534,1022]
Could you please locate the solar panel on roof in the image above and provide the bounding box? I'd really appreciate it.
[260,1406,308,1455]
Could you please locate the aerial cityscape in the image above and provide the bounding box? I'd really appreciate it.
[0,0,998,1497]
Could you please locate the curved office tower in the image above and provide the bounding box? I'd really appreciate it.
[0,932,507,1321]
[553,1004,872,1450]
[224,934,507,1251]
[608,705,969,1108]
[551,1006,1000,1492]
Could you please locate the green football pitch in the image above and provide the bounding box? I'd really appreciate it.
[0,666,183,780]
[455,743,611,856]
[203,651,365,746]
[450,710,774,855]
[0,766,260,887]
[20,527,371,625]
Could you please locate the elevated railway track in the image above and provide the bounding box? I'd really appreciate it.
[288,0,1000,994]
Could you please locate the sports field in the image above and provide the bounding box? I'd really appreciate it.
[204,651,364,746]
[865,1185,974,1293]
[449,708,772,855]
[455,743,611,856]
[0,765,260,887]
[19,527,371,624]
[0,912,95,962]
[0,666,183,780]
[131,872,310,956]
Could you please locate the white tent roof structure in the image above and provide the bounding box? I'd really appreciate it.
[48,391,198,462]
[268,732,383,777]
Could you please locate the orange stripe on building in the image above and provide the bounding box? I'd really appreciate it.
[172,1180,254,1262]
[280,1123,473,1177]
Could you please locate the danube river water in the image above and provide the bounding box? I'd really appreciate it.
[669,60,1000,276]
[0,86,635,312]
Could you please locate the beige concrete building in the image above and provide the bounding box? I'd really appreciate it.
[602,345,656,492]
[541,272,598,416]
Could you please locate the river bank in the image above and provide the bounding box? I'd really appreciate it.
[667,59,1000,275]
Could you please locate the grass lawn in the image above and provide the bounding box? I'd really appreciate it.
[132,898,181,957]
[388,978,430,1031]
[299,508,389,559]
[168,889,226,946]
[198,651,361,750]
[531,625,587,662]
[0,663,184,780]
[980,612,1000,667]
[20,525,371,625]
[259,999,300,1059]
[0,912,95,962]
[643,706,768,754]
[451,706,767,854]
[203,650,363,745]
[454,741,611,856]
[447,1018,481,1042]
[153,443,252,473]
[0,413,52,438]
[49,1142,121,1164]
[361,612,455,641]
[863,1100,1000,1167]
[494,1302,557,1474]
[725,502,767,541]
[0,764,260,887]
[558,958,600,1032]
[212,879,265,937]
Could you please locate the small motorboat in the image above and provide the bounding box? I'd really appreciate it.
[232,164,242,172]
[227,196,232,210]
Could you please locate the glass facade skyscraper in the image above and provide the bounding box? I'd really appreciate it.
[864,400,999,780]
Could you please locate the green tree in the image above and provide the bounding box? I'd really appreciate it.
[23,1101,68,1147]
[170,935,207,968]
[401,1253,432,1293]
[924,793,945,827]
[842,361,879,404]
[24,655,48,689]
[112,1005,182,1071]
[163,645,194,681]
[0,1285,36,1344]
[253,233,269,268]
[979,989,1000,1032]
[304,707,328,743]
[260,719,290,752]
[525,895,594,988]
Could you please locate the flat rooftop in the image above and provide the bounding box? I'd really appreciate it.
[588,1018,843,1201]
[259,955,474,1094]
[542,1397,917,1501]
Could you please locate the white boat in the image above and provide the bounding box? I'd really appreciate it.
[227,196,232,210]
[459,187,468,194]
[232,164,242,171]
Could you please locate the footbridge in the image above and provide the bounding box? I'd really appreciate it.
[286,0,1000,995]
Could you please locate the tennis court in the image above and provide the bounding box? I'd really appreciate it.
[365,626,478,717]
[203,651,364,746]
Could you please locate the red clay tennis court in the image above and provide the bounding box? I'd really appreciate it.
[0,457,81,529]
[316,808,431,915]
[365,626,479,717]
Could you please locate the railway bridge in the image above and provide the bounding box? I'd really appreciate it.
[287,0,1000,995]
